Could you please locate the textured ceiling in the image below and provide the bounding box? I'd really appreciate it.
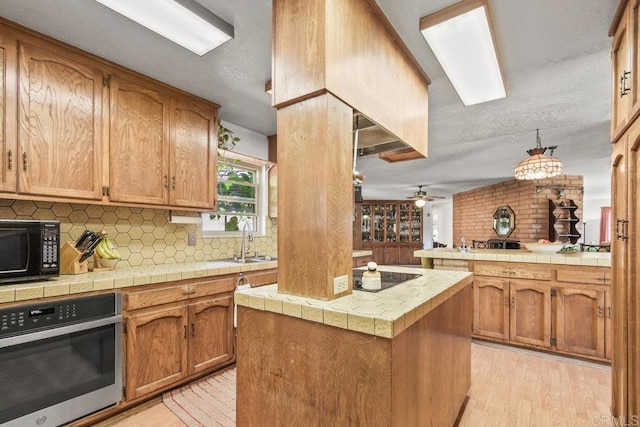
[0,0,617,202]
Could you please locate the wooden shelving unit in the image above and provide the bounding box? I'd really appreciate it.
[548,199,581,244]
[356,201,423,265]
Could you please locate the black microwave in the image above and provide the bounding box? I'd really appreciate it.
[0,220,60,284]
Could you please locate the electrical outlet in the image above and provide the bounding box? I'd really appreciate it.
[187,232,197,246]
[333,275,348,294]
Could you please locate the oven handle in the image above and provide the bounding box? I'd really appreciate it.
[0,314,123,349]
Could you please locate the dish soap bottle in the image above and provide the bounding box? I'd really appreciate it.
[362,261,382,290]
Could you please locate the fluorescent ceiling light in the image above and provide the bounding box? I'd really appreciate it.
[420,0,506,106]
[95,0,233,56]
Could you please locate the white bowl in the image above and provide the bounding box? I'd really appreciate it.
[523,242,565,253]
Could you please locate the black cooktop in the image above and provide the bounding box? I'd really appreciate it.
[352,269,422,293]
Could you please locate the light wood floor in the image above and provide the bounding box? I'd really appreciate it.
[100,342,611,427]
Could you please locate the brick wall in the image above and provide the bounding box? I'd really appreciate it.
[452,176,583,247]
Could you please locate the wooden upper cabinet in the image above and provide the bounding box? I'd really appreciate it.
[169,97,216,209]
[17,41,103,199]
[109,74,169,205]
[612,4,631,141]
[109,74,219,209]
[0,32,16,193]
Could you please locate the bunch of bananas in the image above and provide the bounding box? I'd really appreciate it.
[95,236,122,260]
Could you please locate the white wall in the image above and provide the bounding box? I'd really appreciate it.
[220,120,269,160]
[431,200,453,248]
[582,197,612,244]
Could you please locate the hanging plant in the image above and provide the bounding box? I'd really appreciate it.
[218,118,241,151]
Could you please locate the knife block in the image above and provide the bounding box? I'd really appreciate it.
[60,242,89,275]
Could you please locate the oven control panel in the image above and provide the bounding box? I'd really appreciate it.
[0,293,119,338]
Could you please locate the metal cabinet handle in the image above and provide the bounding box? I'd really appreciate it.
[598,306,603,318]
[172,176,176,190]
[616,218,629,240]
[620,70,631,98]
[511,297,515,307]
[164,175,169,189]
[183,325,187,339]
[7,150,11,170]
[504,297,509,307]
[22,152,27,172]
[608,306,612,319]
[503,269,510,274]
[191,322,195,337]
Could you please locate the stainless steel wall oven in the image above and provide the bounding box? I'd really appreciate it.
[0,293,122,426]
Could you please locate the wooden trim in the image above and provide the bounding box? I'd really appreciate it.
[378,147,425,162]
[364,0,431,86]
[419,0,486,30]
[610,0,631,37]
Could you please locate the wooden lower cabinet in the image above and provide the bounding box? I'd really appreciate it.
[473,277,509,340]
[124,277,236,401]
[472,261,610,360]
[509,281,551,348]
[366,244,420,266]
[125,305,189,399]
[188,295,234,374]
[555,287,605,358]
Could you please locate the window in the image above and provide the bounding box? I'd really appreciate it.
[202,152,270,236]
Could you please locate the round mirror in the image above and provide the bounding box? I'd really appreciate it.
[493,205,515,237]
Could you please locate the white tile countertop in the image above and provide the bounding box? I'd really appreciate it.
[415,248,611,267]
[0,251,372,304]
[0,260,277,304]
[235,266,473,339]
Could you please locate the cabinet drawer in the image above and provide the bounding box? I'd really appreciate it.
[509,266,552,281]
[434,259,469,271]
[240,269,278,288]
[191,276,236,298]
[126,284,191,311]
[353,256,372,267]
[557,269,610,285]
[473,263,510,277]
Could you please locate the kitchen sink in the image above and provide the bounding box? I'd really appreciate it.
[218,256,277,264]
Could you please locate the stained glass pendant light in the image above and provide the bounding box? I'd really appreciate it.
[514,129,563,180]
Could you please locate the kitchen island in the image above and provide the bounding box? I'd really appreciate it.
[235,267,473,426]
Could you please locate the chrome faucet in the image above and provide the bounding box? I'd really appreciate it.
[240,222,254,263]
[459,236,469,252]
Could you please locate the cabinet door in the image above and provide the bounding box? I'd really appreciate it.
[17,41,103,199]
[383,246,399,265]
[555,287,605,358]
[169,97,216,209]
[398,246,416,265]
[606,290,613,360]
[509,281,551,348]
[630,0,640,118]
[188,295,234,375]
[0,33,17,193]
[611,137,629,417]
[126,305,189,400]
[628,120,640,416]
[473,277,509,340]
[371,245,385,264]
[109,74,169,205]
[612,5,630,141]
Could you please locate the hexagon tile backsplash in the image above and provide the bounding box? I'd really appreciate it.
[0,200,278,268]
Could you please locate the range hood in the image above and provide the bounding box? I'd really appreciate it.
[353,113,424,162]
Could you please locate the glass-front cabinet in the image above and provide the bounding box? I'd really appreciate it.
[357,201,423,265]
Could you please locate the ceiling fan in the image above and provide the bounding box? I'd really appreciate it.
[407,185,445,207]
